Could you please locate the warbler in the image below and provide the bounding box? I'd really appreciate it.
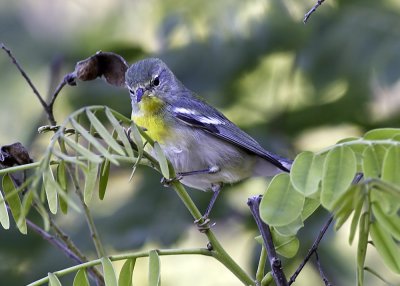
[125,58,292,222]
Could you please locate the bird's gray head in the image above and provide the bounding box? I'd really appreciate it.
[125,58,182,103]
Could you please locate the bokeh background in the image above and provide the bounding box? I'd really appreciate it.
[1,0,400,285]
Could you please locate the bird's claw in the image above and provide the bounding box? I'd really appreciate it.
[161,175,183,187]
[194,216,215,232]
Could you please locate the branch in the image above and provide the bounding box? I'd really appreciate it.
[26,218,102,284]
[47,72,77,124]
[248,196,288,286]
[288,215,333,285]
[315,251,332,286]
[303,0,326,23]
[28,248,212,286]
[1,43,48,113]
[171,181,255,286]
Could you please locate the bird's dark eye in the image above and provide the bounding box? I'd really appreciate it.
[129,88,135,96]
[152,76,160,86]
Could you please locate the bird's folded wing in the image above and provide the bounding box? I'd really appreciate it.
[170,97,290,172]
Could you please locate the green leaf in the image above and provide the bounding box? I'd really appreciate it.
[321,145,357,210]
[381,145,400,185]
[149,250,161,286]
[69,118,119,165]
[273,215,304,236]
[334,184,361,231]
[63,136,103,164]
[370,221,400,274]
[129,122,144,181]
[357,212,370,286]
[118,258,136,286]
[364,128,400,140]
[130,122,143,155]
[99,159,111,200]
[301,197,320,221]
[0,189,10,230]
[83,162,99,205]
[102,257,118,286]
[349,190,365,245]
[73,269,89,286]
[21,189,34,223]
[261,272,273,286]
[380,146,400,213]
[86,109,125,156]
[290,151,324,196]
[35,199,50,232]
[271,228,299,258]
[153,142,170,179]
[105,107,135,158]
[337,137,360,143]
[362,146,381,179]
[260,173,305,227]
[372,202,400,241]
[52,149,87,167]
[48,273,62,286]
[2,174,26,234]
[57,161,68,214]
[42,167,59,214]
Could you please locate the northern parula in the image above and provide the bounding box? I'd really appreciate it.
[125,58,292,222]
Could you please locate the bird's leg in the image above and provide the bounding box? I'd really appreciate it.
[161,166,220,186]
[195,183,222,231]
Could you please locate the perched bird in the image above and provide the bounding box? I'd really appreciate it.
[125,58,292,223]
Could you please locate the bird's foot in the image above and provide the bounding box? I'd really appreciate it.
[194,215,215,233]
[160,175,183,187]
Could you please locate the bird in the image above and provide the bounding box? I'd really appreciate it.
[125,58,292,224]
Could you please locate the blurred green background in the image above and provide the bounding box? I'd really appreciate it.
[1,0,400,285]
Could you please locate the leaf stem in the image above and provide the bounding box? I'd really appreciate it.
[0,161,40,175]
[27,248,212,286]
[256,246,267,283]
[248,196,288,286]
[171,181,255,285]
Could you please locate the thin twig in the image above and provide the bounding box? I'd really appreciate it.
[315,251,332,286]
[248,196,288,286]
[289,216,333,285]
[1,43,49,114]
[25,213,103,284]
[26,219,82,263]
[48,72,76,124]
[303,0,325,23]
[70,170,106,258]
[0,43,104,285]
[48,217,105,285]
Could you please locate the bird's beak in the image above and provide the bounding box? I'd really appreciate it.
[136,88,144,103]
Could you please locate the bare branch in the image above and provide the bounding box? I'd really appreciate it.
[303,0,326,23]
[289,215,333,285]
[1,43,48,113]
[315,251,332,286]
[248,196,288,286]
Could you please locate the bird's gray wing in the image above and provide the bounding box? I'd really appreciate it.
[169,95,291,172]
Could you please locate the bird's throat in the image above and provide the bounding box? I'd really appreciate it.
[131,96,169,142]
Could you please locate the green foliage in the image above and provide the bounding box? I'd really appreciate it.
[2,174,26,234]
[48,273,62,286]
[260,173,305,226]
[73,269,89,286]
[260,128,400,283]
[102,257,118,286]
[118,259,136,286]
[149,250,161,286]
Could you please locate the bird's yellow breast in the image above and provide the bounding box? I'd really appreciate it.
[131,96,170,142]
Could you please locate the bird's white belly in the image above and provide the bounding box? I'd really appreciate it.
[156,129,257,191]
